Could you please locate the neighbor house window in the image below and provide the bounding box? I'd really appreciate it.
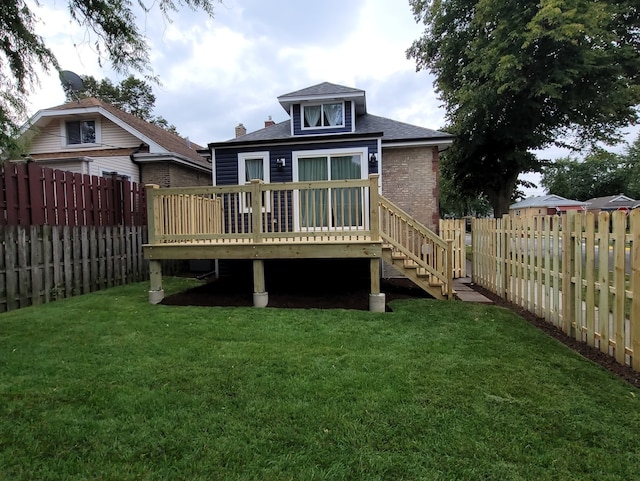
[238,152,270,212]
[302,102,344,129]
[66,120,96,145]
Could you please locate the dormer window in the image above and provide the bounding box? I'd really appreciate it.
[66,120,97,145]
[302,102,344,129]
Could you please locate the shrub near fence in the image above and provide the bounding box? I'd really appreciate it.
[0,163,149,312]
[472,211,640,372]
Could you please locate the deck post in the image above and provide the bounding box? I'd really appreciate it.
[368,174,380,241]
[253,259,268,308]
[369,258,385,312]
[145,184,160,245]
[148,260,164,304]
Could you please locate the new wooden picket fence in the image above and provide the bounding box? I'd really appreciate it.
[472,211,639,372]
[439,218,467,279]
[0,163,151,313]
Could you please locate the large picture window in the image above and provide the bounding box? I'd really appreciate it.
[66,120,96,145]
[294,149,367,229]
[302,102,344,129]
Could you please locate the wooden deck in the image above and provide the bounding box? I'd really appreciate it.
[144,175,454,308]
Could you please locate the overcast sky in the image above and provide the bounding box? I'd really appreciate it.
[25,0,638,197]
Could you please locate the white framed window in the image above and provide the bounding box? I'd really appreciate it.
[63,119,100,146]
[302,102,344,129]
[238,152,270,212]
[292,147,368,230]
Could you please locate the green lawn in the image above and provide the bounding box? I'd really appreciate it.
[1,278,639,481]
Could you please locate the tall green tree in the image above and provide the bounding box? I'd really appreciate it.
[407,0,640,216]
[0,0,217,153]
[68,75,179,134]
[541,149,629,201]
[73,75,156,121]
[625,134,640,199]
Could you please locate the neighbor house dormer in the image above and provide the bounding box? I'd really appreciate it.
[277,82,366,136]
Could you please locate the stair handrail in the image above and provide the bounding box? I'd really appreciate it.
[378,195,454,298]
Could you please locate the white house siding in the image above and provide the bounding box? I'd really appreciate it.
[29,117,140,154]
[90,156,140,182]
[29,121,64,153]
[100,118,140,147]
[35,159,90,175]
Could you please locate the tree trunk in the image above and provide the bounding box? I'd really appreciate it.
[486,175,519,218]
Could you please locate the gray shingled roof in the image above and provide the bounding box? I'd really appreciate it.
[277,82,367,115]
[213,114,453,147]
[510,195,586,209]
[585,194,638,210]
[278,82,365,100]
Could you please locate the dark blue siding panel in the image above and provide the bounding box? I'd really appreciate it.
[215,139,378,185]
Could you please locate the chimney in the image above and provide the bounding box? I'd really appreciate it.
[264,116,275,128]
[235,123,246,138]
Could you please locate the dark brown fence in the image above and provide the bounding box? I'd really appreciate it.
[0,163,150,313]
[0,162,146,227]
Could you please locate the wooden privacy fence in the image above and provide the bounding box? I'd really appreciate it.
[472,211,639,372]
[0,163,151,313]
[0,225,147,312]
[0,162,146,226]
[439,218,466,279]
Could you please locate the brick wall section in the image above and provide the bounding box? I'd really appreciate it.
[381,146,439,232]
[140,162,211,187]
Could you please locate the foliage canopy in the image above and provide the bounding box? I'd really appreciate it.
[408,0,640,216]
[541,134,640,201]
[0,0,216,153]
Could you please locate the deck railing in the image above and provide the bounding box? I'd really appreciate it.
[378,196,454,298]
[146,176,379,244]
[145,175,453,298]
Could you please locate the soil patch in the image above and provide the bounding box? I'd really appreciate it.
[162,259,429,311]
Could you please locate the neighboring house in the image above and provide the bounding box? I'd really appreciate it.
[208,82,454,232]
[510,195,586,219]
[17,97,211,187]
[585,194,639,214]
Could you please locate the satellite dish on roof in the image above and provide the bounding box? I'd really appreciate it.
[59,70,84,95]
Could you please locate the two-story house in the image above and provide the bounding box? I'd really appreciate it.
[144,82,456,310]
[210,82,454,232]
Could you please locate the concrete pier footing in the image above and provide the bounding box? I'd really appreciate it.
[149,289,165,305]
[253,292,269,308]
[369,293,386,312]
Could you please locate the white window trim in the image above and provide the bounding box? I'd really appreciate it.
[61,118,101,148]
[238,151,270,213]
[300,101,345,130]
[292,147,369,231]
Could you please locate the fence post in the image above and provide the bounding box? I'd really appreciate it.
[562,212,576,337]
[446,238,454,299]
[630,208,640,371]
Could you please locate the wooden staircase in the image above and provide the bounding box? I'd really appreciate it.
[378,196,454,300]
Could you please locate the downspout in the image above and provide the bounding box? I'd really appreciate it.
[129,143,146,182]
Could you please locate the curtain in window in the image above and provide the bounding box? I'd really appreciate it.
[323,103,343,127]
[304,105,321,128]
[245,158,264,182]
[299,157,328,227]
[331,155,362,226]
